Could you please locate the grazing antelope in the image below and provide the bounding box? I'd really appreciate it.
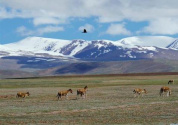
[133,88,147,97]
[77,86,88,99]
[168,80,174,84]
[16,92,30,98]
[57,89,73,100]
[160,86,171,97]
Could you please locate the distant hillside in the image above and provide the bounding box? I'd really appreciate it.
[38,59,178,76]
[0,69,36,78]
[0,59,178,78]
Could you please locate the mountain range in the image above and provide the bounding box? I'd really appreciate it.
[0,36,178,78]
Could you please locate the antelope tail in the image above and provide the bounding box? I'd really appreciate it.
[77,90,79,95]
[159,89,163,96]
[169,90,171,96]
[56,93,59,97]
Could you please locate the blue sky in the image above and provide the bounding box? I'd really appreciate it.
[0,0,178,44]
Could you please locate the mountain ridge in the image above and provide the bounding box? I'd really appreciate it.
[167,39,178,50]
[1,36,177,60]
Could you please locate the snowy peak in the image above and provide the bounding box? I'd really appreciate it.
[59,40,115,56]
[1,36,178,61]
[0,44,11,51]
[3,36,176,53]
[4,37,72,52]
[3,37,72,57]
[117,36,175,48]
[92,40,114,49]
[167,39,178,50]
[59,40,91,56]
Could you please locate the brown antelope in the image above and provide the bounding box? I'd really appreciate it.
[77,86,88,99]
[57,89,73,100]
[160,86,171,97]
[168,80,174,84]
[133,88,147,97]
[16,92,30,98]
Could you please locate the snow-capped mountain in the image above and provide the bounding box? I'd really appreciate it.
[0,36,178,61]
[0,36,178,77]
[118,36,175,48]
[4,37,71,57]
[167,39,178,50]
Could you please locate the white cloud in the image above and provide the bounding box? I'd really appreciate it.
[106,23,131,36]
[1,0,178,35]
[16,26,34,36]
[16,26,64,36]
[33,17,66,26]
[1,0,178,22]
[0,6,23,19]
[37,26,64,35]
[140,18,178,35]
[79,24,94,32]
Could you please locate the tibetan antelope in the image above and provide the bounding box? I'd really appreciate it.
[57,89,73,100]
[168,80,174,84]
[133,88,147,97]
[160,86,171,97]
[16,92,30,98]
[77,86,88,99]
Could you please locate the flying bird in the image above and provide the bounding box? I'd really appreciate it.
[82,29,87,33]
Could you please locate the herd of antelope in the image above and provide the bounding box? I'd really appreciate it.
[14,80,174,100]
[133,79,173,98]
[15,86,88,100]
[133,86,172,97]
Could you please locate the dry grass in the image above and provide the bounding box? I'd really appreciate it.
[0,74,178,124]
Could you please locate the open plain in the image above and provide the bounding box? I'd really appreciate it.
[0,73,178,125]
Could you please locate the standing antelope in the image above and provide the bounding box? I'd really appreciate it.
[133,88,147,97]
[77,86,88,99]
[168,80,174,84]
[160,86,171,97]
[57,89,73,100]
[16,92,30,98]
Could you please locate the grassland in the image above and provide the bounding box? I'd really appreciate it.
[0,74,178,125]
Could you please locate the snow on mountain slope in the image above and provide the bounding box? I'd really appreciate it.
[0,44,11,51]
[68,40,91,56]
[3,36,176,54]
[167,39,178,50]
[1,36,177,60]
[4,37,72,56]
[0,45,35,58]
[59,40,121,56]
[4,36,174,51]
[116,36,174,48]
